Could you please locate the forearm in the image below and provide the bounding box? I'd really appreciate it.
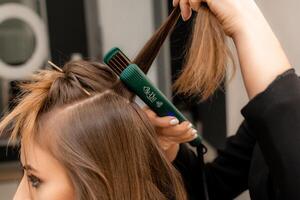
[233,12,291,99]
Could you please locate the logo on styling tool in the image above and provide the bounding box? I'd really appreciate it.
[143,86,158,103]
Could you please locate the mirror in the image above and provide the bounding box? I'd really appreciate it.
[0,18,36,66]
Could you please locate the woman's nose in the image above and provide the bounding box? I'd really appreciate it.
[13,176,31,200]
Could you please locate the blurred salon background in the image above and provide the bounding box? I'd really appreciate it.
[0,0,299,199]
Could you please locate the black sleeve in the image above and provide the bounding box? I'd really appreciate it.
[174,121,256,200]
[173,144,202,200]
[205,121,256,199]
[174,69,300,199]
[241,69,300,199]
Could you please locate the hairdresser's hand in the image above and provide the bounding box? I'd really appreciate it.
[173,0,265,37]
[143,107,197,162]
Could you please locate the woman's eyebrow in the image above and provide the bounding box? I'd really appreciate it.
[22,164,38,172]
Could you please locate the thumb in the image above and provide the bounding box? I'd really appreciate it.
[189,0,201,11]
[189,0,212,11]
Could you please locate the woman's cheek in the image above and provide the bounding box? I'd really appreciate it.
[33,181,74,200]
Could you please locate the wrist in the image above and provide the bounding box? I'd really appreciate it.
[232,13,269,41]
[229,0,267,39]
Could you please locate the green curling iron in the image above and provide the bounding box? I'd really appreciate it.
[104,47,202,147]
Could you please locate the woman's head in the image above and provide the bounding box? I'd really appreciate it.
[0,61,186,200]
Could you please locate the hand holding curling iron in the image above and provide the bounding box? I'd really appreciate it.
[143,107,197,162]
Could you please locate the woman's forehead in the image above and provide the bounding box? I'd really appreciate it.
[21,141,64,174]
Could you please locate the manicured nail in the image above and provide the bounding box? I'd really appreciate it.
[193,133,198,139]
[170,118,179,125]
[192,129,197,134]
[162,145,168,150]
[191,2,200,11]
[188,123,193,129]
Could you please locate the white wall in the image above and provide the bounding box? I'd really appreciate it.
[0,181,18,199]
[97,0,158,86]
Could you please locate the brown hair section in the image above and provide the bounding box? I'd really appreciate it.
[133,6,181,73]
[0,61,119,144]
[174,5,234,100]
[134,5,234,101]
[40,91,186,199]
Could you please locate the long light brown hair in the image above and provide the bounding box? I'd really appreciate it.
[135,5,234,101]
[173,5,234,100]
[0,61,187,200]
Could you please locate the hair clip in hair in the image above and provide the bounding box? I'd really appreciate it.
[48,61,63,72]
[70,73,91,96]
[48,60,91,96]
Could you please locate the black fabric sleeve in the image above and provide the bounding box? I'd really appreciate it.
[204,121,256,199]
[174,121,256,200]
[174,69,299,199]
[241,69,300,199]
[173,144,202,200]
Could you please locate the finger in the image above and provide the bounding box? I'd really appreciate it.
[168,128,198,143]
[143,107,181,127]
[154,116,181,128]
[173,0,180,7]
[189,0,201,11]
[180,0,192,21]
[158,121,193,137]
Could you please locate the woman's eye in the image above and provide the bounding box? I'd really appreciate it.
[27,174,42,188]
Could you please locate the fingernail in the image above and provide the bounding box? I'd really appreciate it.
[191,2,200,11]
[193,133,198,139]
[170,118,179,125]
[192,129,197,134]
[188,123,193,129]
